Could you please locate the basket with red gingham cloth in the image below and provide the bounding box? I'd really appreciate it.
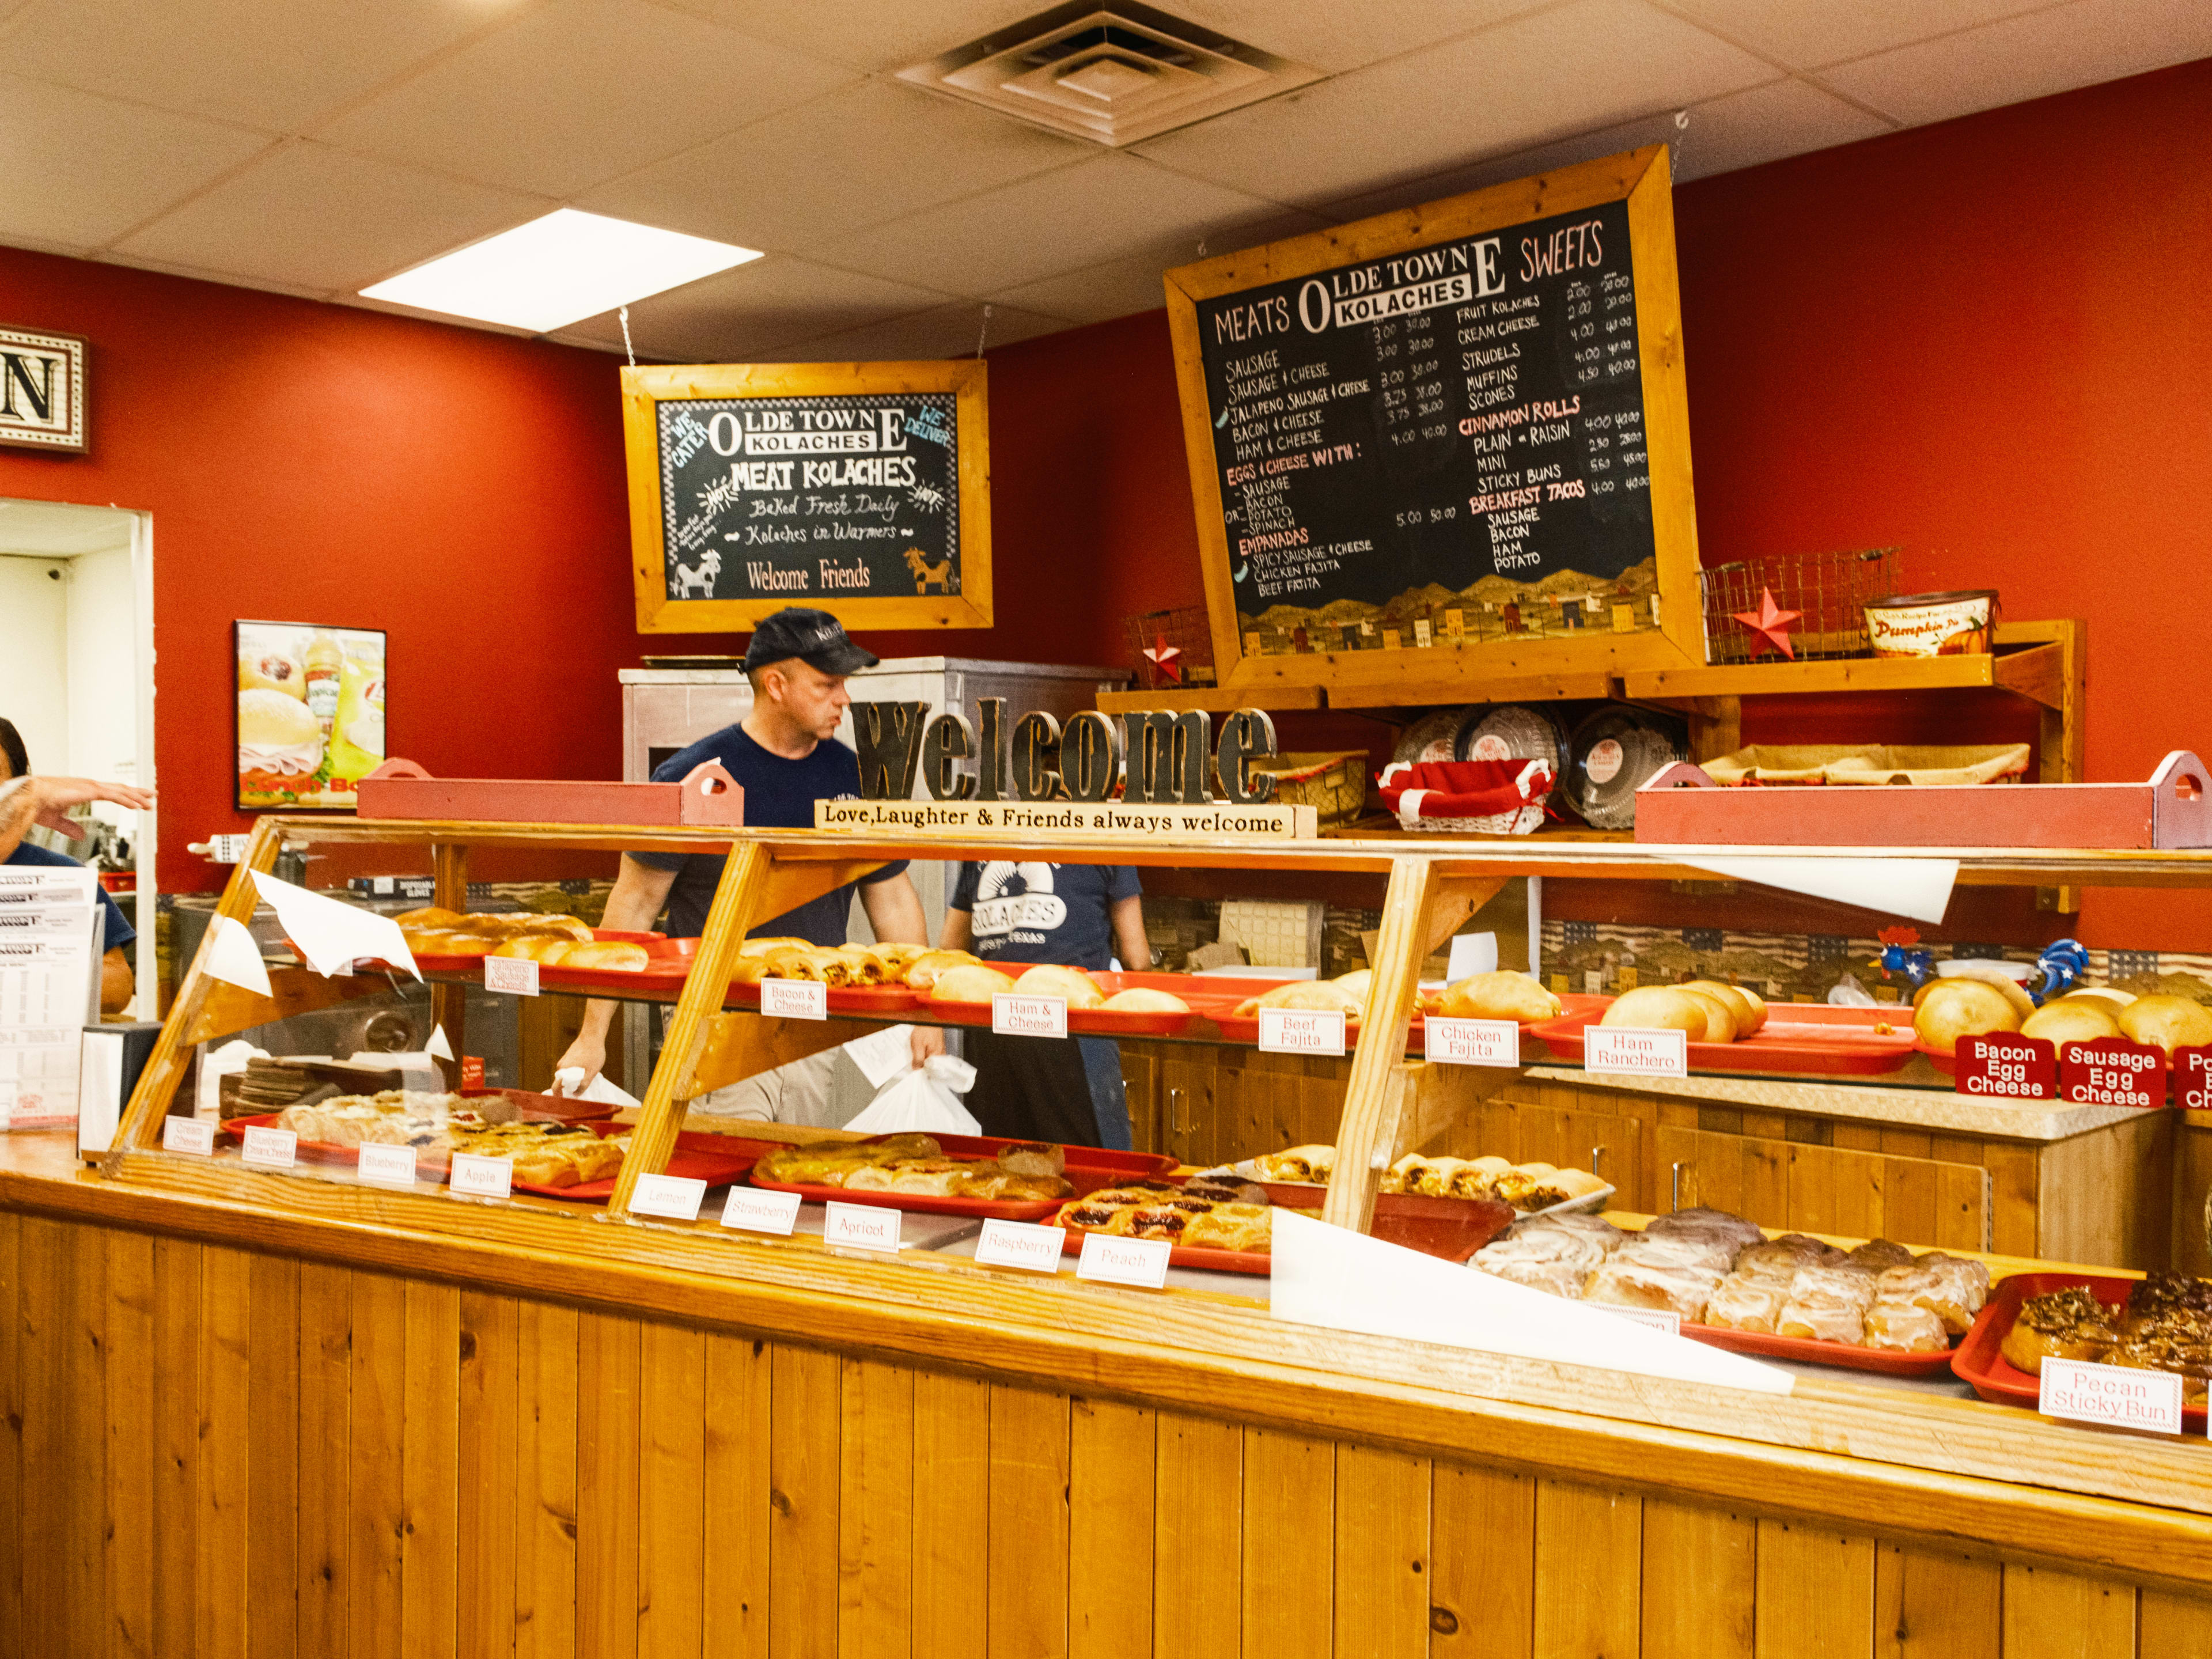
[1376,759,1552,834]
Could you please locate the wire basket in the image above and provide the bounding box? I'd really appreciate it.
[1700,548,1902,664]
[1123,607,1217,690]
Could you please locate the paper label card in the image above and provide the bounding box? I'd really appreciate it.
[824,1201,902,1253]
[162,1115,215,1156]
[2040,1357,2183,1434]
[975,1218,1067,1273]
[1956,1032,2056,1099]
[630,1173,708,1221]
[357,1143,419,1189]
[2059,1036,2165,1110]
[1585,1027,1688,1078]
[1594,1305,1682,1336]
[1425,1017,1521,1068]
[993,993,1067,1039]
[721,1185,802,1235]
[449,1152,513,1200]
[240,1125,297,1169]
[1257,1007,1346,1056]
[762,977,828,1021]
[483,956,539,997]
[2177,1048,2212,1112]
[1075,1231,1172,1289]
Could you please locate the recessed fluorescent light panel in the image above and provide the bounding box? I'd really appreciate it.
[361,209,760,333]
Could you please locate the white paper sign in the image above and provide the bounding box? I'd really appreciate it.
[426,1023,456,1062]
[162,1115,215,1156]
[1425,1017,1521,1067]
[1586,1026,1689,1077]
[761,977,828,1021]
[449,1152,513,1200]
[201,912,274,998]
[1676,854,1959,926]
[631,1173,708,1221]
[2040,1357,2183,1435]
[240,1125,297,1169]
[842,1024,916,1089]
[993,993,1067,1039]
[482,955,539,997]
[1594,1304,1682,1336]
[1076,1231,1172,1289]
[824,1200,902,1252]
[721,1185,801,1235]
[357,1143,419,1189]
[250,870,421,980]
[1258,1007,1346,1056]
[1445,931,1499,980]
[975,1218,1066,1273]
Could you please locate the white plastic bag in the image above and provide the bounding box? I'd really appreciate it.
[843,1053,980,1135]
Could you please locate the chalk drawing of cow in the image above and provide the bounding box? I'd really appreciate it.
[903,547,953,594]
[673,549,721,597]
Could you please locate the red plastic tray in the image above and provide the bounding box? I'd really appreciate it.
[1949,1272,2206,1425]
[403,927,663,975]
[1528,999,1917,1076]
[921,968,1219,1036]
[1675,1320,1961,1376]
[1056,1190,1515,1278]
[222,1103,586,1172]
[749,1133,1176,1221]
[525,1126,767,1204]
[1206,992,1611,1052]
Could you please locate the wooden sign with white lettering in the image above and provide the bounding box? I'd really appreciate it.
[1162,146,1703,690]
[622,360,991,632]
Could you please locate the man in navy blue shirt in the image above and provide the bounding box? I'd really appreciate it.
[943,860,1150,1149]
[556,610,938,1120]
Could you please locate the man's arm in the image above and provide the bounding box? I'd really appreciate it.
[0,776,155,862]
[1110,896,1152,971]
[553,855,679,1091]
[938,908,974,952]
[859,873,942,1065]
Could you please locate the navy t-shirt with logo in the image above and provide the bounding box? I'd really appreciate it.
[949,861,1139,971]
[631,727,907,942]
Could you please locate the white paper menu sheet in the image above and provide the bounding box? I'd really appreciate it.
[0,865,100,1130]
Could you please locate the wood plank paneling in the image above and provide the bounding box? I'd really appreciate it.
[298,1260,353,1659]
[837,1356,914,1659]
[196,1245,253,1659]
[1873,1543,1999,1659]
[2139,1588,2212,1653]
[1532,1479,1640,1659]
[703,1333,772,1659]
[1755,1518,1874,1658]
[457,1291,520,1659]
[1154,1412,1240,1645]
[912,1369,991,1659]
[988,1382,1070,1659]
[1643,1497,1753,1658]
[769,1344,840,1659]
[0,1213,17,1658]
[1999,1564,2137,1659]
[1243,1425,1334,1658]
[18,1218,70,1659]
[152,1236,201,1659]
[1432,1463,1533,1658]
[1068,1397,1153,1659]
[516,1298,578,1659]
[103,1229,154,1659]
[402,1281,461,1659]
[350,1271,408,1659]
[248,1252,302,1659]
[641,1323,707,1659]
[63,1218,109,1659]
[578,1310,643,1659]
[1333,1443,1428,1659]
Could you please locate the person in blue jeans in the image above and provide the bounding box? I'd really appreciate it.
[941,861,1150,1150]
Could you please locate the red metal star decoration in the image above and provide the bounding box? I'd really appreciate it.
[1141,635,1183,683]
[1731,587,1802,660]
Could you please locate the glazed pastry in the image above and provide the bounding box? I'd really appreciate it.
[1469,1225,1608,1299]
[1897,1255,1991,1334]
[1848,1239,1915,1271]
[1182,1205,1272,1252]
[1775,1264,1878,1344]
[1645,1207,1767,1255]
[1584,1257,1723,1320]
[1617,1232,1736,1277]
[1734,1236,1846,1282]
[1703,1273,1789,1334]
[1998,1286,2119,1375]
[1863,1300,1949,1353]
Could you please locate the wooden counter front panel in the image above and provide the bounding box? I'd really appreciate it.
[7,1209,2212,1658]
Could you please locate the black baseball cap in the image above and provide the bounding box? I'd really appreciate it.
[741,607,878,676]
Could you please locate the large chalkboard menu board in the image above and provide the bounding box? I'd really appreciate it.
[623,360,991,632]
[1164,146,1700,688]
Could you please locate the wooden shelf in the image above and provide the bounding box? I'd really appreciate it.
[1621,638,2063,709]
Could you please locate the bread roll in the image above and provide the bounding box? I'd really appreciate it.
[397,907,468,931]
[1550,1168,1608,1199]
[1230,979,1365,1018]
[560,941,649,971]
[2020,999,2120,1048]
[1100,987,1190,1013]
[510,914,592,942]
[902,949,982,990]
[928,964,1018,1003]
[2060,987,2136,1012]
[1600,986,1713,1037]
[738,936,812,957]
[411,930,495,958]
[1685,980,1760,1037]
[1915,966,2035,1024]
[737,947,835,985]
[1014,964,1105,1009]
[1911,979,2022,1053]
[1677,987,1738,1043]
[489,937,577,964]
[2118,993,2212,1055]
[1437,971,1560,1023]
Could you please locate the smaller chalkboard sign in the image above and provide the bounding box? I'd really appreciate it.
[623,360,991,632]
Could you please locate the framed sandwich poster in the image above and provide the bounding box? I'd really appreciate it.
[622,359,992,633]
[1162,145,1704,692]
[234,620,387,810]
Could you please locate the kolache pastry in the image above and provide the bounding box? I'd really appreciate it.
[1099,987,1190,1013]
[1434,971,1560,1023]
[1229,978,1366,1020]
[755,1134,1071,1202]
[1998,1274,2212,1400]
[926,963,1020,1003]
[1911,975,2031,1053]
[1012,964,1105,1009]
[2118,993,2212,1055]
[1598,983,1760,1044]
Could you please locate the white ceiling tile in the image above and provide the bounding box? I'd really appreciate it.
[987,206,1334,322]
[114,141,542,295]
[760,300,1070,363]
[1819,0,2212,127]
[578,79,1089,253]
[804,152,1285,295]
[1667,78,1895,180]
[557,257,957,361]
[656,0,1032,74]
[316,0,857,199]
[1134,0,1778,207]
[1162,0,1558,73]
[0,71,272,249]
[1662,0,2058,72]
[0,0,537,133]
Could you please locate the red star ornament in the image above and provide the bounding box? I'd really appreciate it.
[1732,588,1802,660]
[1141,635,1184,682]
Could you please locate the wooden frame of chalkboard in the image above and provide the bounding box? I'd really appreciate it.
[622,359,992,633]
[1163,145,1702,694]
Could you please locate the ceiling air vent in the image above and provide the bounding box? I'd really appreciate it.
[898,2,1321,147]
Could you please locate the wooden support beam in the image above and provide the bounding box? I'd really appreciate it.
[753,858,887,929]
[1322,855,1437,1233]
[1423,876,1510,958]
[688,1014,873,1099]
[430,842,468,1089]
